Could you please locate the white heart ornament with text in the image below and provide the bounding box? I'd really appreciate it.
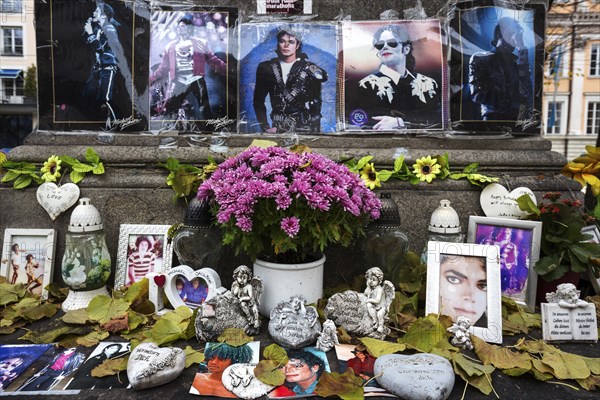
[480,183,536,219]
[36,182,80,220]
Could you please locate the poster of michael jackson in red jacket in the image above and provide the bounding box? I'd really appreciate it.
[35,0,149,132]
[149,7,238,133]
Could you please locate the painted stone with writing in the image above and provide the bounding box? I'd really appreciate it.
[127,342,185,390]
[374,354,455,400]
[268,296,321,349]
[222,364,274,400]
[195,291,261,343]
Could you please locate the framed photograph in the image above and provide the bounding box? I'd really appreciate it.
[149,7,238,132]
[239,22,338,134]
[115,224,173,289]
[35,0,150,132]
[163,265,226,310]
[425,241,502,344]
[467,216,542,311]
[448,0,545,134]
[1,229,56,300]
[582,225,600,294]
[340,20,445,132]
[334,344,394,397]
[65,342,130,390]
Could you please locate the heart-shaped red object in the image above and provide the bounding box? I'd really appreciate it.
[153,274,166,287]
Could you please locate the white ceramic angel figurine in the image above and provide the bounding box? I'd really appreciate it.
[546,283,588,309]
[316,319,339,352]
[231,265,262,329]
[447,316,474,350]
[364,267,394,334]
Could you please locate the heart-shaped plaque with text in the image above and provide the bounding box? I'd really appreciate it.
[36,182,80,220]
[163,265,226,310]
[480,183,536,219]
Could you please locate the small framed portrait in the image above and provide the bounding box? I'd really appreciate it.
[162,266,226,310]
[115,224,173,288]
[149,7,239,132]
[425,241,502,344]
[334,343,392,397]
[0,344,52,391]
[448,0,546,134]
[340,20,445,132]
[239,22,338,134]
[467,216,542,311]
[582,225,600,294]
[35,0,150,132]
[1,229,56,300]
[189,341,260,397]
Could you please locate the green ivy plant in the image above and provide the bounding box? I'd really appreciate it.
[158,156,217,202]
[0,148,104,189]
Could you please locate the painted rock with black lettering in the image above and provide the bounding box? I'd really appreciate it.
[127,342,185,390]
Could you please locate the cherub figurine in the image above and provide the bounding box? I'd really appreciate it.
[447,316,474,350]
[364,267,395,334]
[316,319,339,352]
[546,283,588,309]
[231,265,263,329]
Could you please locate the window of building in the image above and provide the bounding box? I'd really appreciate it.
[1,76,23,100]
[591,44,600,77]
[546,101,564,134]
[586,101,600,135]
[0,0,22,13]
[1,27,23,56]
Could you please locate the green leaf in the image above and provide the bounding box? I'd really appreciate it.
[20,302,59,321]
[70,170,86,184]
[516,194,540,216]
[58,155,79,166]
[254,360,285,386]
[165,157,179,171]
[147,318,186,346]
[0,283,27,305]
[359,337,406,358]
[540,351,591,380]
[393,155,405,172]
[399,314,448,352]
[124,278,149,304]
[85,147,100,164]
[91,356,129,377]
[356,156,373,170]
[462,162,479,174]
[87,295,131,324]
[263,343,289,365]
[451,353,495,395]
[92,162,105,175]
[62,308,92,325]
[76,330,110,347]
[13,174,32,189]
[315,369,365,400]
[20,324,90,344]
[1,170,20,182]
[472,336,532,370]
[184,346,205,368]
[377,169,393,182]
[71,162,94,173]
[217,328,253,347]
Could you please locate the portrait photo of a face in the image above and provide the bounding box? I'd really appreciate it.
[0,344,52,391]
[341,20,445,132]
[268,347,330,398]
[239,23,338,134]
[148,8,238,132]
[439,254,488,328]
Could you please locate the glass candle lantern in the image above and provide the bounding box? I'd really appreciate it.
[172,197,223,270]
[61,198,111,311]
[363,193,409,279]
[421,199,465,263]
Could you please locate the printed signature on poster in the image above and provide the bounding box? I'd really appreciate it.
[206,117,236,131]
[107,116,142,131]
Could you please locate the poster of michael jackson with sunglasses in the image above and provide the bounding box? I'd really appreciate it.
[342,20,445,132]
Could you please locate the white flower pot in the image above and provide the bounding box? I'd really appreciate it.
[253,254,326,317]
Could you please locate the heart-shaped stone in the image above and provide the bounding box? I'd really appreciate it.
[480,183,536,219]
[127,342,185,390]
[154,274,166,288]
[222,364,273,400]
[36,182,80,220]
[374,354,455,400]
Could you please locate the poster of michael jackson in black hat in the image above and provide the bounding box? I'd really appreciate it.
[35,0,150,132]
[148,7,238,133]
[239,23,337,134]
[448,0,545,134]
